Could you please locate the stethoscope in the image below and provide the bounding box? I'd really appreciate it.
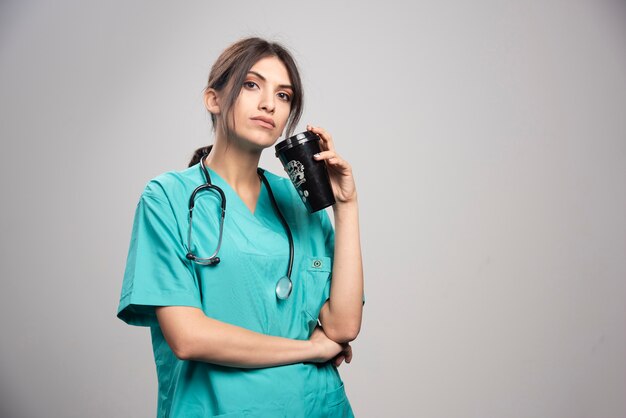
[185,155,295,300]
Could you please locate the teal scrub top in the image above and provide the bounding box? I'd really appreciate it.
[117,163,354,418]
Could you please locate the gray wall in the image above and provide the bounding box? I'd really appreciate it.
[1,1,625,417]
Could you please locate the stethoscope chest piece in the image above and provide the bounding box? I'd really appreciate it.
[275,276,293,300]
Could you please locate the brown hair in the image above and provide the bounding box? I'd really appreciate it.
[189,37,304,167]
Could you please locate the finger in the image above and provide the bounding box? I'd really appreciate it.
[340,343,352,363]
[313,151,348,166]
[313,150,339,161]
[307,125,336,152]
[314,151,351,172]
[333,355,345,367]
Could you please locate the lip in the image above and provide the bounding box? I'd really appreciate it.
[250,116,276,129]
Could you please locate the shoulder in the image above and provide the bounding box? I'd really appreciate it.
[140,164,203,205]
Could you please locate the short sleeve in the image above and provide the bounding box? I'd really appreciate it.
[117,192,201,327]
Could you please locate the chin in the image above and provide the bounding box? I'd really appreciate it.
[230,125,283,151]
[248,131,281,149]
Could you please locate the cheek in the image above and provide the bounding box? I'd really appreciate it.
[230,103,246,125]
[277,105,291,126]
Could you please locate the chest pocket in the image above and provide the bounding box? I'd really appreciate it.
[303,256,332,322]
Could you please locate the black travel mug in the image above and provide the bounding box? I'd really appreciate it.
[275,131,335,213]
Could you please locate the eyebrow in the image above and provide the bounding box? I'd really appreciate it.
[247,71,293,90]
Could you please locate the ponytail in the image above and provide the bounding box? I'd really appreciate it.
[188,145,213,167]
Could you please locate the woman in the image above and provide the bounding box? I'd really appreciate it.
[117,37,364,417]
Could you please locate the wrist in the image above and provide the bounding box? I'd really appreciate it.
[305,339,322,363]
[333,196,358,209]
[332,198,358,218]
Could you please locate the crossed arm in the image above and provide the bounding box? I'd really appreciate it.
[155,306,344,368]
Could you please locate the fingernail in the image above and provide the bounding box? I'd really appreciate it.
[313,153,320,158]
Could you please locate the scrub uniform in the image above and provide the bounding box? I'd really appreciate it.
[117,163,354,417]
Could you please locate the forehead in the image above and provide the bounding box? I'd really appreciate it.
[249,56,291,86]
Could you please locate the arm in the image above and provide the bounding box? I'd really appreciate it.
[156,306,344,368]
[319,200,364,343]
[308,125,364,344]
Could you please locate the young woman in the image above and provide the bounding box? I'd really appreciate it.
[117,37,364,417]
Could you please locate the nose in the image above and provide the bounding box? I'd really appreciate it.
[259,91,275,114]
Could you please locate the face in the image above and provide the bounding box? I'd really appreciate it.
[227,56,293,150]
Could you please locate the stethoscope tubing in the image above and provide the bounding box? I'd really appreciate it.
[258,167,294,280]
[187,182,226,265]
[189,156,294,283]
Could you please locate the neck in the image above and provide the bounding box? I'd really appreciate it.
[204,137,262,192]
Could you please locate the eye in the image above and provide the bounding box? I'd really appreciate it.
[277,92,291,102]
[243,81,258,89]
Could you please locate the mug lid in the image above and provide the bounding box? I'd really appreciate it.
[274,131,320,156]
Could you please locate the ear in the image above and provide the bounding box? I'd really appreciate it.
[204,88,221,115]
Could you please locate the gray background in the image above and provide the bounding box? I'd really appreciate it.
[1,1,625,417]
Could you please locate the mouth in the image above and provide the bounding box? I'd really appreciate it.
[250,116,276,129]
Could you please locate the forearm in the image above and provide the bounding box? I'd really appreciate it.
[156,306,317,368]
[321,198,364,342]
